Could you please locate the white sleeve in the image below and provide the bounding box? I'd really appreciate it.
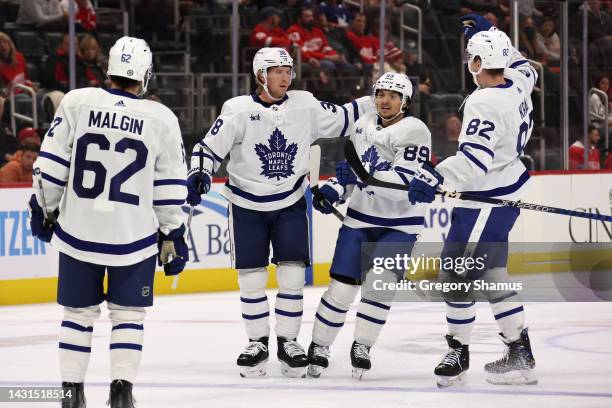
[154,114,188,235]
[435,99,498,188]
[189,102,241,177]
[370,123,432,199]
[33,99,74,213]
[505,47,539,95]
[313,96,375,141]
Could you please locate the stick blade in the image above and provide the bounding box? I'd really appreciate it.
[309,145,321,188]
[343,139,370,182]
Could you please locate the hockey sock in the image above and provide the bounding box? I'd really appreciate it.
[238,267,270,340]
[485,268,525,342]
[354,297,391,347]
[312,279,359,347]
[108,303,145,383]
[445,300,476,345]
[274,262,305,340]
[59,305,100,382]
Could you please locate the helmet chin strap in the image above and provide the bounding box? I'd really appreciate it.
[261,71,288,102]
[468,58,484,88]
[377,108,404,124]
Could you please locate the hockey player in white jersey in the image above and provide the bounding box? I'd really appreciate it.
[186,47,373,378]
[307,72,431,379]
[28,37,188,407]
[408,19,537,387]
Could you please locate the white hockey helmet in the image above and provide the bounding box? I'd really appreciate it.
[107,36,153,95]
[373,72,414,108]
[464,29,512,73]
[253,47,294,100]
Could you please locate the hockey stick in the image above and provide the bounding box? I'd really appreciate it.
[344,139,612,223]
[309,145,345,221]
[172,147,204,291]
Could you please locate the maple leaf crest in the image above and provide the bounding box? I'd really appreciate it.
[254,128,298,180]
[358,146,391,190]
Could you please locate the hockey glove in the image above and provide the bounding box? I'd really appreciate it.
[460,13,493,40]
[407,162,444,204]
[28,194,55,242]
[335,160,358,186]
[157,224,189,276]
[312,184,340,215]
[186,170,211,207]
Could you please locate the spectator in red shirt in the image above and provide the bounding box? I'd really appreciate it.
[569,126,602,170]
[0,32,29,92]
[249,7,291,49]
[60,0,97,32]
[346,12,378,72]
[288,7,348,79]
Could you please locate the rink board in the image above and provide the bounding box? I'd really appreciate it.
[1,173,611,305]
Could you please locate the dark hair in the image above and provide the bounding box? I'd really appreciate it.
[487,68,505,76]
[589,125,600,134]
[20,143,40,153]
[299,6,314,18]
[109,75,140,90]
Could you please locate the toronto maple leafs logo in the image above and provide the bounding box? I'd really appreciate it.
[254,128,298,180]
[359,146,391,189]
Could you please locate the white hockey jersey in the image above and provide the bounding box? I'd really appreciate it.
[436,53,538,208]
[324,112,431,234]
[33,88,187,266]
[189,90,374,211]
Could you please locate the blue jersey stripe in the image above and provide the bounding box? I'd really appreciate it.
[59,342,91,353]
[112,323,144,331]
[39,151,70,167]
[54,225,157,255]
[461,149,488,173]
[153,179,186,186]
[494,306,524,320]
[110,343,143,351]
[446,316,476,325]
[445,300,476,308]
[460,142,495,159]
[225,175,305,203]
[361,298,391,310]
[201,143,223,162]
[351,100,359,122]
[240,296,268,304]
[321,297,348,314]
[315,312,344,327]
[510,59,529,68]
[277,293,303,300]
[41,172,67,187]
[153,199,185,206]
[395,166,416,176]
[346,208,424,227]
[61,321,93,332]
[242,312,270,320]
[275,308,303,317]
[356,312,385,325]
[339,105,349,138]
[463,170,530,198]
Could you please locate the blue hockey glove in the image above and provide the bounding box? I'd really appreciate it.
[312,184,340,215]
[460,13,492,40]
[157,224,189,276]
[28,194,55,242]
[407,163,444,204]
[335,161,357,186]
[186,171,211,206]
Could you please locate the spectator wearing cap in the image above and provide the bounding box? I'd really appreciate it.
[249,6,291,48]
[59,0,97,32]
[16,0,67,29]
[317,0,351,27]
[372,44,406,80]
[0,135,40,184]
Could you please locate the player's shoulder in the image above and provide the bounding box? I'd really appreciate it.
[395,115,431,141]
[465,88,508,114]
[356,110,377,124]
[287,89,316,104]
[222,94,258,113]
[139,98,177,121]
[60,87,102,106]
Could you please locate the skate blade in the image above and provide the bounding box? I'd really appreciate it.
[486,369,537,385]
[436,372,466,388]
[352,367,369,380]
[307,364,325,378]
[239,359,268,378]
[280,361,307,378]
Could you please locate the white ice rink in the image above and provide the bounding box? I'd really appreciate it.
[1,286,611,408]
